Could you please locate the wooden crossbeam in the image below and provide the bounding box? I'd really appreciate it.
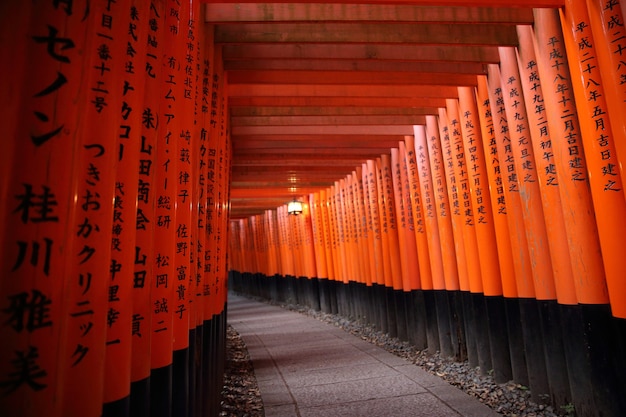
[227,70,478,86]
[206,3,534,24]
[215,23,519,45]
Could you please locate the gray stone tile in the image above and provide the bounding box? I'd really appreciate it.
[281,362,397,388]
[299,393,460,417]
[290,374,428,408]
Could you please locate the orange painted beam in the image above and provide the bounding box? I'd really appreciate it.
[206,3,534,24]
[233,139,402,150]
[231,115,430,127]
[231,124,417,135]
[228,70,479,86]
[224,59,489,75]
[222,43,500,63]
[234,147,397,156]
[232,154,369,166]
[228,96,449,108]
[230,107,437,117]
[227,84,459,98]
[215,22,520,45]
[203,1,563,7]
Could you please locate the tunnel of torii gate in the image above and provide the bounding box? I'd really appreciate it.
[3,0,626,416]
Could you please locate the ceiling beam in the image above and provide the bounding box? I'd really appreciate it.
[232,154,371,166]
[215,23,519,46]
[223,59,489,74]
[228,96,448,108]
[231,124,417,135]
[206,4,534,24]
[227,84,459,98]
[222,43,501,63]
[202,1,565,9]
[230,114,429,126]
[227,70,478,86]
[230,106,436,116]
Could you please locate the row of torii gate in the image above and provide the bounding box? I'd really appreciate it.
[2,1,626,417]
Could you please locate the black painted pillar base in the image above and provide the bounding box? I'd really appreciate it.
[130,377,150,417]
[422,290,440,354]
[582,304,626,417]
[103,396,130,417]
[409,290,428,350]
[472,293,493,375]
[518,298,550,404]
[485,296,512,383]
[150,364,173,417]
[434,290,454,358]
[461,291,478,367]
[448,291,467,362]
[385,287,398,338]
[394,289,408,341]
[538,300,570,409]
[173,347,190,417]
[318,278,331,313]
[504,298,528,386]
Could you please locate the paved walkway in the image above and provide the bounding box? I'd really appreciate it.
[227,294,501,417]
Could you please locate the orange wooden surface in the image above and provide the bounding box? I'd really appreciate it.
[561,0,626,317]
[475,76,518,299]
[0,1,86,415]
[584,0,626,196]
[457,86,503,297]
[515,25,577,305]
[103,0,149,404]
[425,116,460,291]
[391,148,412,291]
[367,160,386,286]
[532,8,608,305]
[59,1,130,414]
[497,47,556,301]
[445,99,483,293]
[398,141,423,291]
[403,134,431,290]
[379,155,404,290]
[486,65,536,299]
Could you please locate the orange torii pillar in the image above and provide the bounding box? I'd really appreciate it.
[378,155,406,339]
[365,160,389,333]
[516,26,584,405]
[486,64,550,403]
[475,76,528,385]
[423,117,463,357]
[435,109,471,361]
[458,86,513,383]
[102,1,149,416]
[404,132,443,353]
[559,2,626,414]
[497,45,573,408]
[1,1,101,416]
[397,140,429,350]
[129,1,165,414]
[445,98,493,371]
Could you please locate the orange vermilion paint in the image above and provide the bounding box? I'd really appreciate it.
[379,154,404,291]
[391,148,413,291]
[445,99,483,293]
[497,48,557,301]
[457,87,503,297]
[532,8,608,305]
[425,116,460,291]
[403,133,432,290]
[475,76,518,299]
[562,0,626,318]
[399,141,423,291]
[515,25,578,306]
[486,65,536,299]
